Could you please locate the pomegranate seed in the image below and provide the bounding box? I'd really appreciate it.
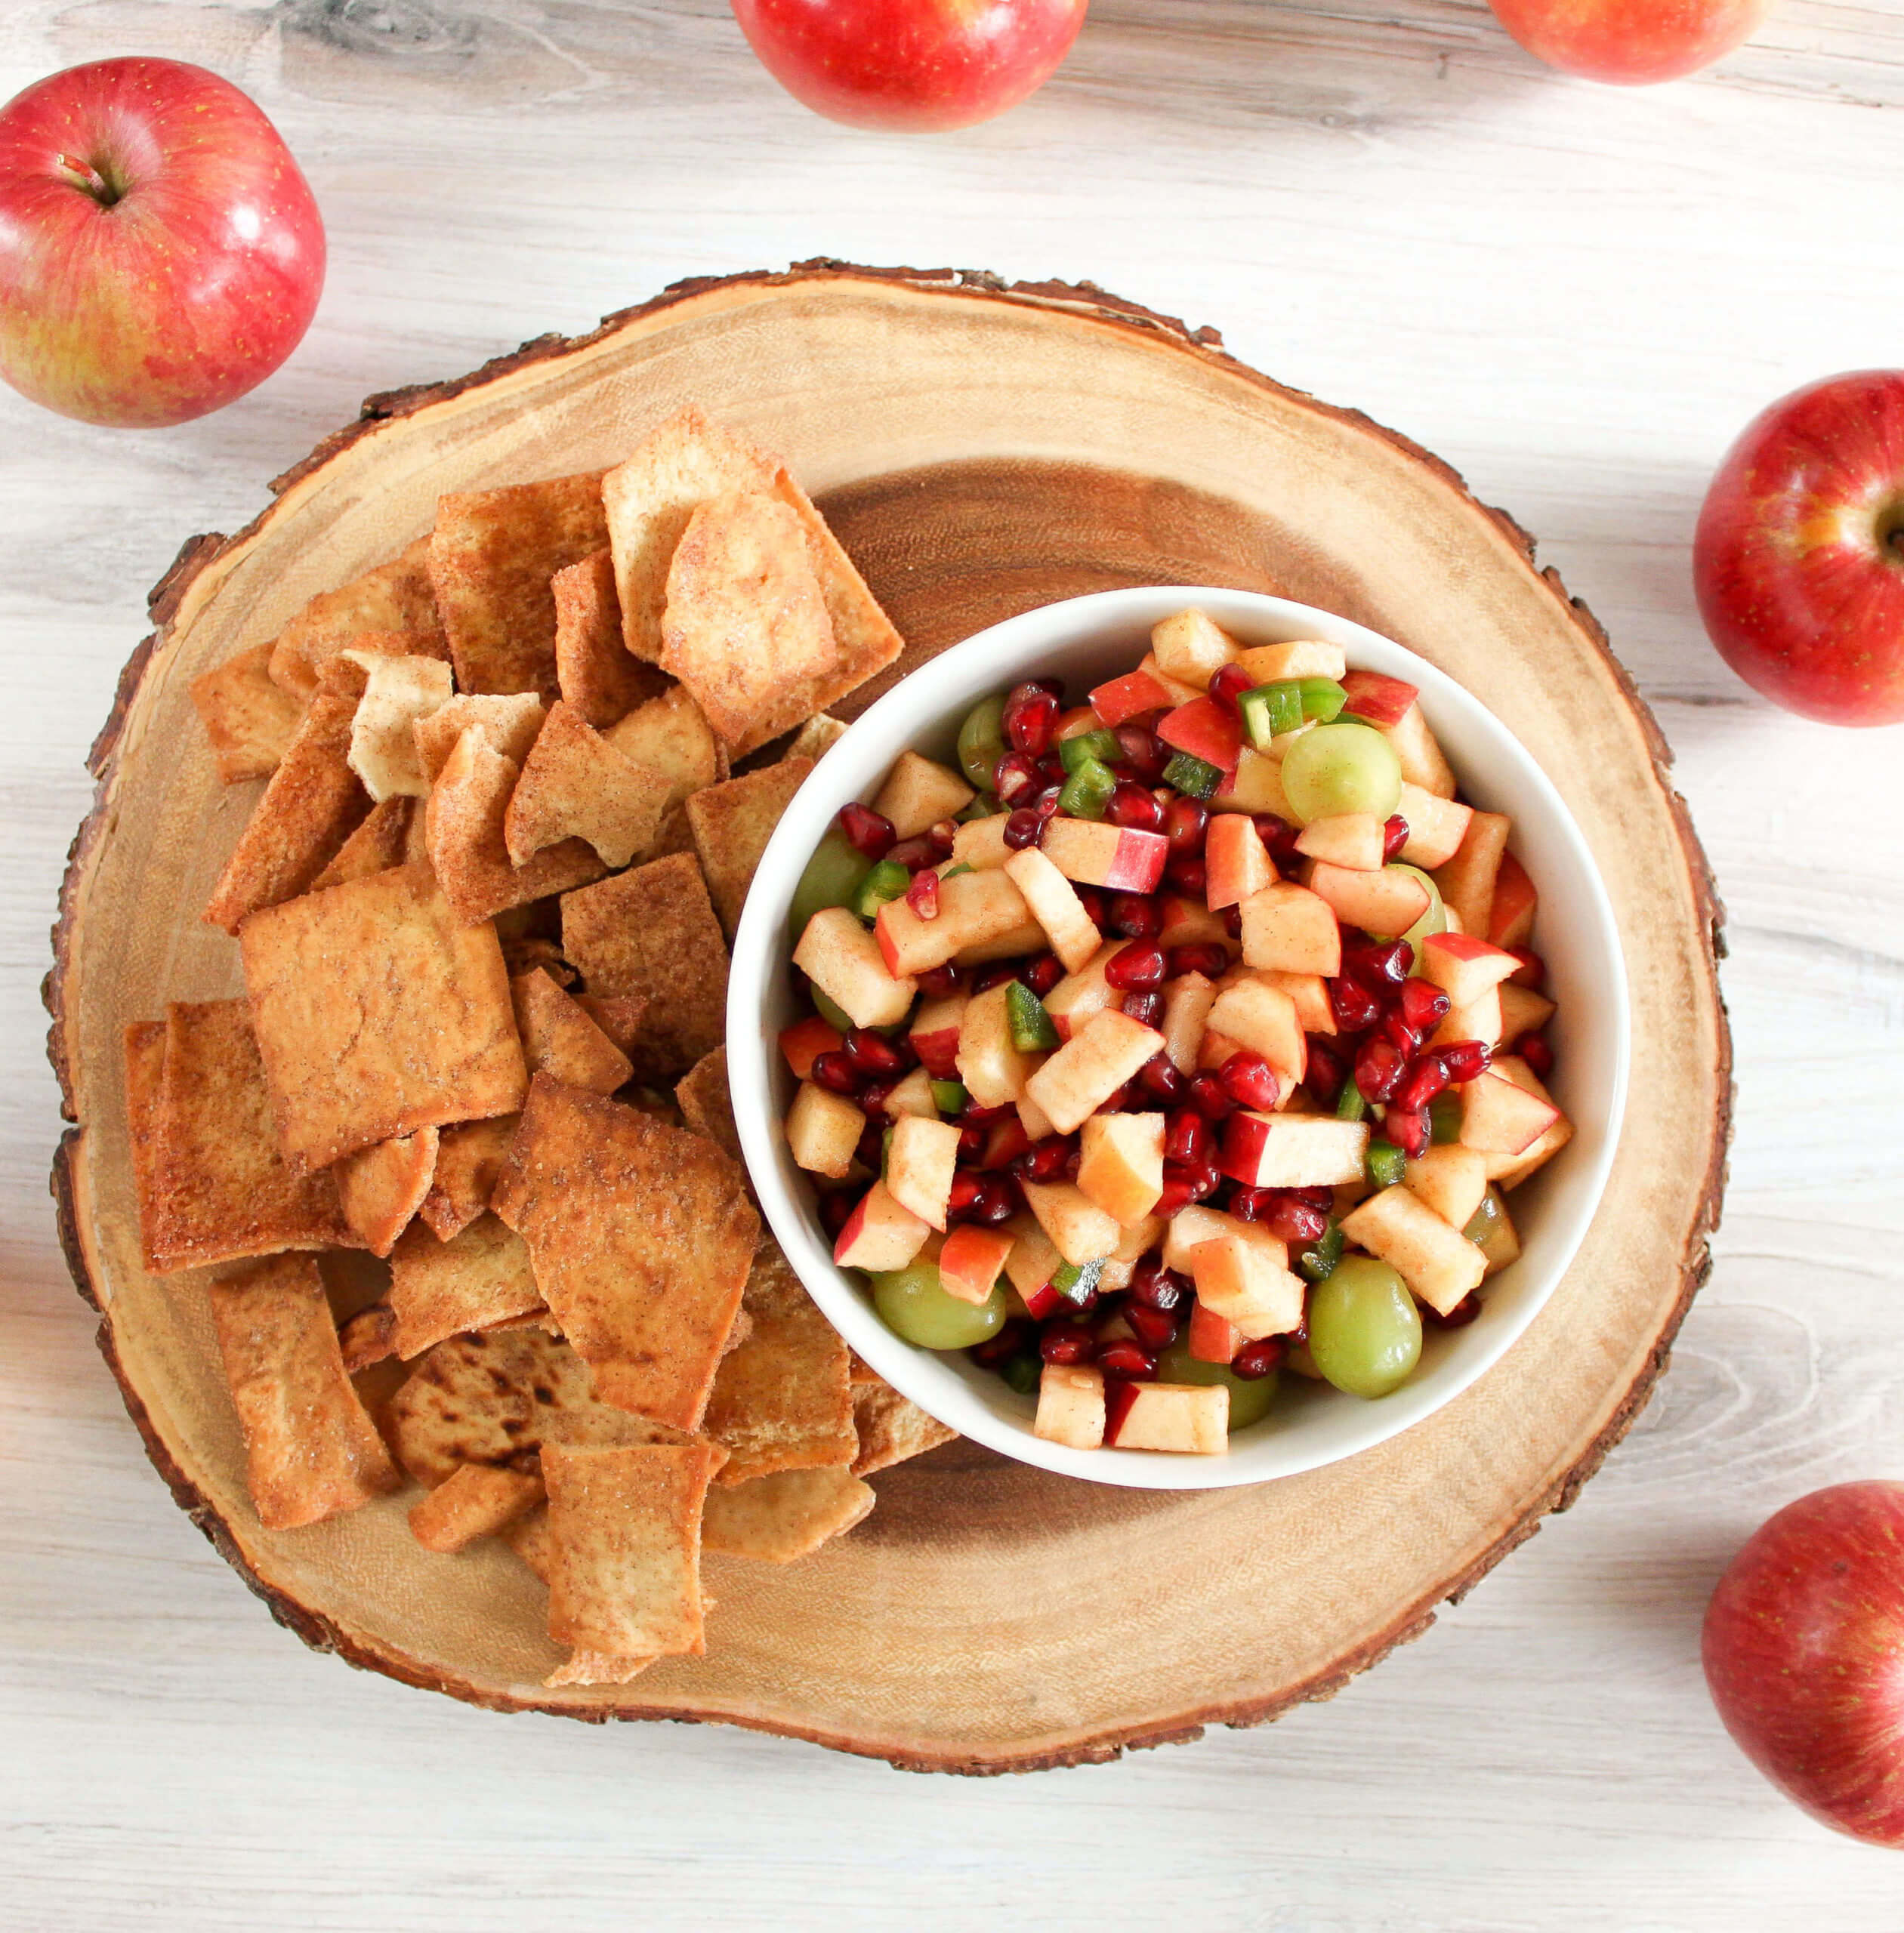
[1162,797,1208,853]
[1032,785,1064,820]
[862,1082,900,1124]
[1399,978,1452,1034]
[1003,808,1044,850]
[1439,1037,1491,1083]
[1128,1258,1187,1312]
[1187,1072,1235,1121]
[1354,1037,1406,1103]
[844,1028,907,1077]
[1093,1081,1135,1114]
[1012,1137,1074,1182]
[1166,942,1229,979]
[817,1190,855,1238]
[836,802,895,861]
[905,869,940,918]
[1003,684,1060,757]
[1115,723,1169,782]
[810,1050,862,1096]
[917,962,964,997]
[1252,813,1300,863]
[1038,752,1069,787]
[1124,1302,1180,1352]
[1306,1040,1346,1100]
[1153,1169,1199,1217]
[1295,1185,1336,1208]
[1393,1055,1449,1114]
[955,1126,986,1162]
[1380,1010,1424,1059]
[1508,948,1546,991]
[1221,905,1243,939]
[994,750,1042,807]
[1165,853,1208,899]
[1387,1107,1430,1158]
[961,1100,1012,1124]
[1137,1053,1186,1103]
[1107,891,1162,939]
[946,1172,988,1220]
[854,1120,884,1167]
[1344,939,1413,988]
[887,834,938,871]
[1514,1031,1556,1078]
[1095,1339,1159,1381]
[927,819,958,858]
[1106,941,1166,990]
[1218,1050,1281,1111]
[1424,1293,1483,1329]
[969,1318,1032,1367]
[1207,663,1256,716]
[971,963,1023,994]
[970,1179,1020,1225]
[1165,1108,1212,1167]
[1232,1336,1287,1380]
[1074,885,1109,930]
[1122,990,1165,1028]
[1264,1194,1328,1244]
[1023,953,1064,997]
[1330,977,1383,1032]
[1382,814,1410,862]
[1106,780,1167,832]
[1183,1159,1223,1202]
[1040,1321,1097,1366]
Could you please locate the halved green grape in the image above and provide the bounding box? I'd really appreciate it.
[956,695,1008,792]
[1307,1256,1422,1399]
[1279,720,1403,825]
[1463,1189,1504,1245]
[810,987,855,1034]
[1390,864,1448,954]
[1156,1341,1279,1429]
[791,830,872,935]
[872,1265,1008,1350]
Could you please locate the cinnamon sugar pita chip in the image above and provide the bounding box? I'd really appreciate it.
[267,538,445,701]
[343,649,452,800]
[387,1213,543,1360]
[601,406,779,664]
[491,1076,758,1429]
[702,1466,876,1563]
[545,1649,657,1688]
[338,1301,397,1373]
[603,687,727,857]
[502,700,671,871]
[553,548,669,728]
[502,1503,554,1580]
[239,862,526,1172]
[544,1439,725,1657]
[413,692,545,784]
[310,795,415,891]
[685,756,813,939]
[430,470,608,698]
[499,935,575,988]
[192,643,306,783]
[674,1046,740,1164]
[511,969,632,1096]
[560,855,729,1078]
[418,1114,517,1241]
[408,1462,545,1554]
[784,712,846,763]
[424,727,606,926]
[122,1021,168,1273]
[573,994,650,1059]
[335,1127,439,1259]
[851,1381,958,1476]
[208,1254,402,1530]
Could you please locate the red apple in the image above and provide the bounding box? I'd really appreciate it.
[1486,0,1765,83]
[1158,695,1242,775]
[1695,371,1904,725]
[1702,1481,1904,1847]
[730,0,1087,133]
[1038,817,1168,893]
[1338,669,1418,729]
[0,58,323,427]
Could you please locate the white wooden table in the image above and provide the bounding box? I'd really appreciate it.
[5,1,1902,1922]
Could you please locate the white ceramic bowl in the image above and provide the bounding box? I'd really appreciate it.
[729,588,1629,1490]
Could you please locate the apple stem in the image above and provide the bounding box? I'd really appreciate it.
[54,153,121,207]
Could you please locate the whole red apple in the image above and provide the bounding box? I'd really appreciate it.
[1486,0,1765,83]
[730,0,1088,132]
[1693,371,1904,726]
[0,57,325,427]
[1702,1481,1904,1848]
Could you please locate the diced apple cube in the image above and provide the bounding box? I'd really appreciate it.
[1295,812,1384,872]
[1221,1112,1369,1188]
[884,1114,961,1230]
[1307,862,1430,940]
[955,914,1048,966]
[1211,747,1291,818]
[1338,669,1418,728]
[1149,608,1238,689]
[1039,816,1170,893]
[1497,982,1556,1040]
[1088,657,1202,727]
[1339,1184,1486,1316]
[1403,1144,1489,1233]
[1045,940,1122,1042]
[1420,931,1520,1010]
[939,1224,1015,1306]
[1104,1381,1228,1454]
[1233,638,1347,684]
[1205,813,1276,910]
[1077,1112,1166,1226]
[1160,971,1217,1072]
[1017,1090,1059,1142]
[956,982,1039,1108]
[787,1081,864,1179]
[1001,1213,1063,1303]
[795,907,918,1028]
[1188,1235,1305,1340]
[779,1014,842,1080]
[1159,696,1242,775]
[883,1066,940,1120]
[1387,702,1457,798]
[1021,1179,1122,1266]
[1099,1213,1167,1291]
[1023,1010,1165,1135]
[1187,1299,1242,1364]
[1161,1204,1281,1274]
[1488,850,1538,949]
[1456,1067,1562,1157]
[877,868,1032,976]
[1158,894,1231,949]
[1004,847,1103,975]
[1239,881,1342,976]
[832,1179,932,1271]
[873,751,974,839]
[1486,1056,1575,1187]
[1248,968,1334,1035]
[908,991,968,1078]
[1204,979,1305,1089]
[1432,985,1502,1052]
[951,813,1014,871]
[1196,1027,1246,1074]
[1397,782,1472,870]
[1432,810,1511,942]
[1035,1363,1106,1450]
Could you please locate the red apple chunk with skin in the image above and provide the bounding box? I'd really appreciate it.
[939,1225,1015,1306]
[1222,1114,1370,1189]
[832,1179,932,1271]
[795,906,917,1027]
[1190,1235,1306,1340]
[876,869,1032,976]
[1205,812,1275,910]
[1038,816,1169,893]
[1105,1381,1229,1454]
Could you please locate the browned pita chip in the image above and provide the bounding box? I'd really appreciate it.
[553,547,670,728]
[408,1461,545,1554]
[702,1239,854,1485]
[267,538,446,701]
[387,1213,543,1360]
[310,795,415,892]
[208,1254,402,1530]
[601,407,779,664]
[511,969,632,1096]
[502,700,671,871]
[572,994,650,1059]
[702,1466,875,1562]
[491,1076,758,1428]
[240,862,527,1172]
[338,1300,397,1373]
[503,1504,554,1581]
[344,649,452,800]
[852,1381,958,1476]
[847,1351,883,1386]
[138,1000,357,1273]
[544,1439,724,1657]
[413,692,545,783]
[424,727,605,926]
[202,661,372,933]
[499,934,574,986]
[192,643,306,783]
[418,1114,517,1241]
[560,855,729,1079]
[545,1649,657,1688]
[602,686,727,858]
[784,712,846,763]
[430,470,607,698]
[685,757,812,939]
[335,1127,439,1259]
[123,1021,168,1273]
[674,1046,740,1164]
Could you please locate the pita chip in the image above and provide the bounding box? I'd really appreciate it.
[503,1504,555,1582]
[338,1300,397,1373]
[310,795,416,891]
[491,1076,758,1429]
[560,855,729,1079]
[685,756,812,939]
[267,538,445,701]
[553,547,669,728]
[502,700,671,871]
[601,406,779,664]
[702,1467,875,1563]
[387,1213,544,1360]
[424,727,605,926]
[770,468,906,720]
[511,969,632,1096]
[335,1127,439,1258]
[343,649,452,800]
[191,643,306,784]
[572,994,650,1060]
[207,1254,402,1530]
[603,686,727,857]
[784,713,846,763]
[544,1649,657,1689]
[674,1046,740,1164]
[418,1114,517,1241]
[239,861,527,1172]
[430,470,608,698]
[408,1461,545,1554]
[544,1438,725,1657]
[123,1021,168,1273]
[413,692,545,784]
[852,1380,958,1476]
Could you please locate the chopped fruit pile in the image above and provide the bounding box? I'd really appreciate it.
[781,610,1572,1456]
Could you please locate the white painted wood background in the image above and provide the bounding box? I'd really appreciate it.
[3,0,1902,1923]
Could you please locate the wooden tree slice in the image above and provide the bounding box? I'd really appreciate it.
[45,264,1729,1774]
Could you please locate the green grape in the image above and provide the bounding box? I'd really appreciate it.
[872,1265,1007,1350]
[791,830,873,936]
[810,987,855,1034]
[1156,1341,1279,1429]
[956,695,1008,792]
[1390,865,1448,954]
[1307,1256,1422,1399]
[1365,1139,1406,1189]
[1279,721,1403,825]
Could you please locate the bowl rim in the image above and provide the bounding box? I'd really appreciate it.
[728,587,1631,1491]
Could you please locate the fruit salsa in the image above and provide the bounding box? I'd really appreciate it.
[780,609,1572,1455]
